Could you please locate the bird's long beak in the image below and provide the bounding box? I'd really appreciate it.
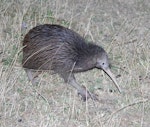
[103,68,121,93]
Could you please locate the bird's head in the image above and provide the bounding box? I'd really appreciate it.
[95,50,121,93]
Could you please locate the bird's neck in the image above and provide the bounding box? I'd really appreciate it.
[73,57,96,73]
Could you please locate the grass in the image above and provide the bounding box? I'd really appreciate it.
[0,0,150,127]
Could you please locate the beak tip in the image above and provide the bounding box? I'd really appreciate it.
[103,68,121,94]
[118,89,122,94]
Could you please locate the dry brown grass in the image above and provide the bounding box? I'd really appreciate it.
[0,0,150,127]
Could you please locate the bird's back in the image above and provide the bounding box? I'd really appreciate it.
[22,24,86,72]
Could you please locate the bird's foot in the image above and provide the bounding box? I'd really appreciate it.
[78,85,99,101]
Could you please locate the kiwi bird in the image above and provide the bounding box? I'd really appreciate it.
[22,24,121,101]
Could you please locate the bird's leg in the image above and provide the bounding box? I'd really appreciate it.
[25,69,41,85]
[61,73,98,101]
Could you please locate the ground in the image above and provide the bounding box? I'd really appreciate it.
[0,0,150,127]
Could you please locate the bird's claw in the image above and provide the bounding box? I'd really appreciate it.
[78,85,98,101]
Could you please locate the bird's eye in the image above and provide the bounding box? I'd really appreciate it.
[109,64,112,68]
[102,63,105,65]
